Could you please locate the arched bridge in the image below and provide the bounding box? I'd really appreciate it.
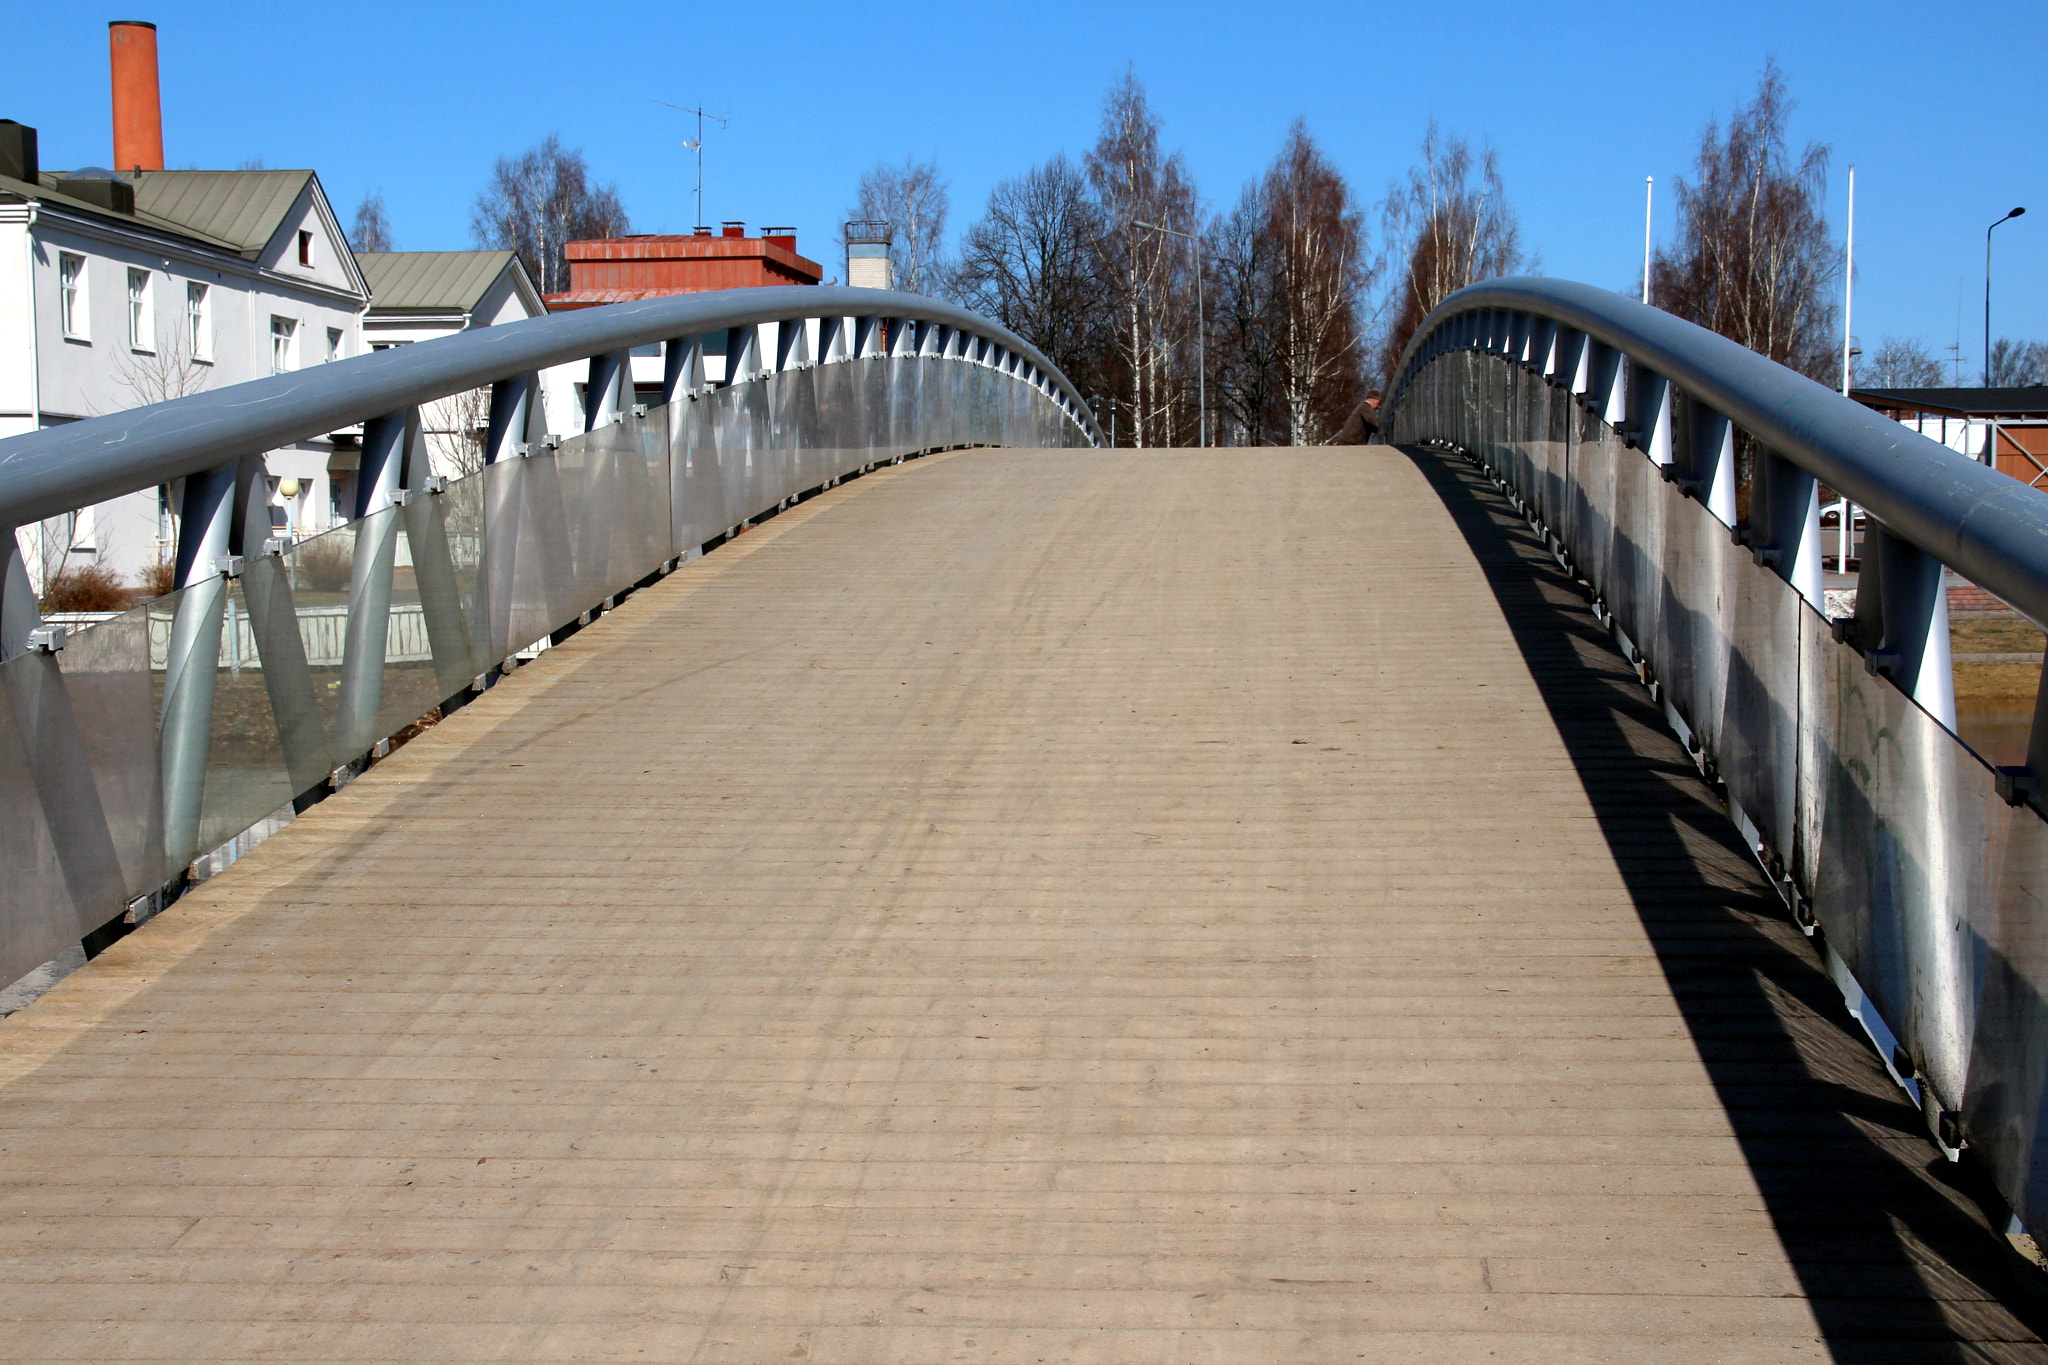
[4,284,2048,1360]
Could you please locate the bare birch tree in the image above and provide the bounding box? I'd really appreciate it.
[847,157,950,296]
[1376,123,1525,383]
[471,135,629,295]
[953,155,1105,390]
[1262,121,1368,445]
[1086,73,1200,448]
[1207,182,1280,445]
[1858,337,1945,388]
[1987,339,2048,387]
[1650,62,1838,382]
[349,191,394,253]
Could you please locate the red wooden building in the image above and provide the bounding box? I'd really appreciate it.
[542,222,823,310]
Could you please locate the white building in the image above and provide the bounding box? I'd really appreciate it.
[355,250,545,481]
[0,119,368,591]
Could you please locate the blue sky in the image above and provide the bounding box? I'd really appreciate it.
[13,1,2045,376]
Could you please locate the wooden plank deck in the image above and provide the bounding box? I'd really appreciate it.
[2,447,2043,1362]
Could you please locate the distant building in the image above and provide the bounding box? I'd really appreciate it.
[539,222,824,404]
[845,221,892,290]
[542,223,824,310]
[0,22,369,591]
[1852,386,2048,493]
[356,251,545,481]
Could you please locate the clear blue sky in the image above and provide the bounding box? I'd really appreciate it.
[12,1,2044,377]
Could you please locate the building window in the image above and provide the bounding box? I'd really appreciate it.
[59,253,87,338]
[298,230,314,268]
[270,316,297,374]
[186,281,211,359]
[326,327,343,363]
[127,267,154,350]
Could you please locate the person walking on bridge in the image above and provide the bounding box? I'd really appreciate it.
[1333,390,1383,444]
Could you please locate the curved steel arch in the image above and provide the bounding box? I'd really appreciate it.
[1384,275,2048,1239]
[0,286,1101,531]
[1386,277,2048,626]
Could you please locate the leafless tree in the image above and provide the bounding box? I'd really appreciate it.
[847,157,950,297]
[1650,61,1838,382]
[953,155,1105,390]
[423,385,490,479]
[1086,72,1201,448]
[1262,121,1369,445]
[471,135,629,295]
[1207,182,1280,445]
[350,191,394,253]
[1987,339,2048,387]
[114,325,212,409]
[1375,123,1524,384]
[1858,336,1945,388]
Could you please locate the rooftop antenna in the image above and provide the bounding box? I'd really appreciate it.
[654,101,729,227]
[1950,282,1965,383]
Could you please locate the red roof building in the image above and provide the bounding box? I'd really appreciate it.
[543,222,823,310]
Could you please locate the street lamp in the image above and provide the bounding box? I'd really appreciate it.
[1132,219,1206,448]
[1986,206,2026,386]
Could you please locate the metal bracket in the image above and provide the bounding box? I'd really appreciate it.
[393,489,417,507]
[262,537,290,557]
[26,624,66,653]
[632,404,650,419]
[424,474,449,495]
[214,554,246,578]
[1750,545,1783,569]
[1996,767,2039,808]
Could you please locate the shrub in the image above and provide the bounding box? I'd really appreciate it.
[295,535,352,593]
[40,561,131,612]
[136,559,176,602]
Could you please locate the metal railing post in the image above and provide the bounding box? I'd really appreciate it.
[334,408,410,765]
[160,461,238,869]
[1689,405,1738,527]
[0,524,39,660]
[229,455,328,805]
[1752,451,1825,612]
[485,372,541,465]
[659,337,694,405]
[1859,524,1956,728]
[584,350,629,431]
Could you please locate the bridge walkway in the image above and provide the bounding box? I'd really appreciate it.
[1,448,2042,1361]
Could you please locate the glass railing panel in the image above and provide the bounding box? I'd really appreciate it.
[0,646,78,987]
[192,573,295,855]
[51,595,163,900]
[369,514,452,755]
[279,517,357,767]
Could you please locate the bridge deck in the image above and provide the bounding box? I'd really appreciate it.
[2,448,2041,1362]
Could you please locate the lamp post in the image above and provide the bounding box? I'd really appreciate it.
[1132,219,1206,448]
[1642,177,1653,305]
[1986,206,2026,386]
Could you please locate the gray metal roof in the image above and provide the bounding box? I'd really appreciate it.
[129,169,314,259]
[357,251,523,316]
[0,169,243,252]
[1854,386,2048,418]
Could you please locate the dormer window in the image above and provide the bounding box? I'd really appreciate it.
[298,229,314,268]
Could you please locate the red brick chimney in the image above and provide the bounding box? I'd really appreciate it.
[109,21,163,173]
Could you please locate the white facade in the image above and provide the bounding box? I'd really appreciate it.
[1,175,367,592]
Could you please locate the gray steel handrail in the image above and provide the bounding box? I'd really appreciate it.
[0,286,1101,530]
[1387,277,2048,630]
